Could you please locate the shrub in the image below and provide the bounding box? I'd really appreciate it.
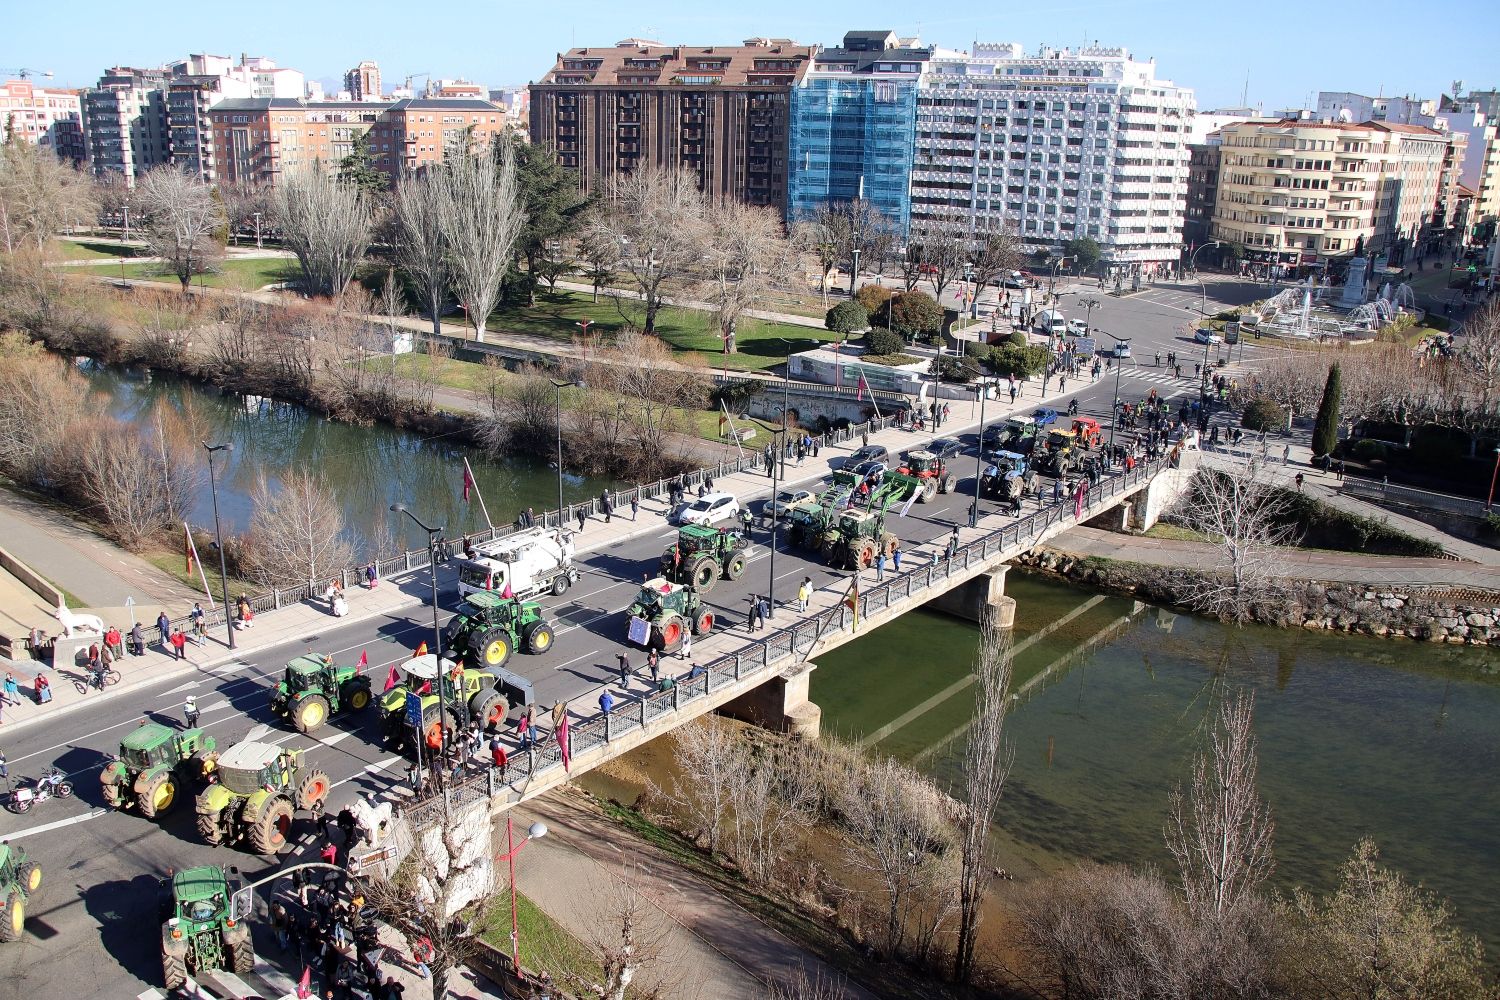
[987,344,1049,378]
[888,290,943,339]
[1007,329,1029,348]
[854,283,891,316]
[1352,439,1390,462]
[1241,397,1284,432]
[930,354,982,383]
[866,327,905,357]
[825,300,868,334]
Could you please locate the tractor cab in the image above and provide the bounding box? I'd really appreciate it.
[632,578,690,617]
[1044,430,1071,452]
[212,742,292,797]
[169,866,231,926]
[836,508,880,540]
[396,653,471,702]
[119,722,178,770]
[282,654,335,694]
[1070,417,1102,448]
[900,450,943,476]
[990,449,1029,475]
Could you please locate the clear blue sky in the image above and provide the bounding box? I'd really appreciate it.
[9,0,1497,112]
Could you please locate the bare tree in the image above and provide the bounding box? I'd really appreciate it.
[967,221,1023,294]
[725,737,818,886]
[1169,462,1297,623]
[1166,689,1275,922]
[588,167,707,334]
[377,266,407,366]
[215,179,271,246]
[911,212,972,302]
[391,167,452,337]
[795,200,895,302]
[273,162,372,299]
[572,331,706,473]
[72,417,196,548]
[136,166,227,293]
[0,138,97,254]
[954,612,1015,985]
[570,866,674,1000]
[762,964,850,1000]
[0,334,79,482]
[663,717,740,855]
[1454,300,1500,437]
[244,470,354,586]
[439,143,525,342]
[93,170,136,239]
[699,200,791,353]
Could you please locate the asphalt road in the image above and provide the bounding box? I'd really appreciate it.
[0,298,1262,997]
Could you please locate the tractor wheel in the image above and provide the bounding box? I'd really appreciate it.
[470,689,507,731]
[692,610,715,636]
[939,473,954,494]
[421,707,460,751]
[294,769,331,812]
[523,620,554,654]
[191,749,218,783]
[854,538,878,569]
[0,891,22,943]
[197,808,226,846]
[655,617,685,653]
[161,942,188,990]
[882,532,899,555]
[138,772,179,820]
[100,779,122,809]
[551,574,571,597]
[16,861,40,895]
[294,694,330,734]
[343,683,373,712]
[820,536,839,561]
[724,553,747,580]
[224,925,255,976]
[918,477,938,503]
[690,556,720,591]
[249,797,294,855]
[474,628,512,668]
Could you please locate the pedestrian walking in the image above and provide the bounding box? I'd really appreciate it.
[861,427,869,448]
[157,611,171,647]
[647,647,660,684]
[1283,444,1291,466]
[616,652,631,686]
[237,595,255,629]
[170,628,188,660]
[184,694,200,729]
[600,490,613,524]
[797,577,812,613]
[747,595,763,631]
[1,674,18,708]
[680,631,692,660]
[891,542,902,571]
[1335,458,1346,481]
[598,689,615,715]
[1294,472,1305,492]
[875,551,886,581]
[1009,383,1018,404]
[576,507,587,532]
[365,563,379,589]
[130,622,144,656]
[630,495,639,521]
[757,594,771,627]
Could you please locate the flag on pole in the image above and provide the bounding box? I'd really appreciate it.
[296,966,312,999]
[898,489,918,518]
[462,462,474,503]
[1074,481,1087,520]
[185,523,195,573]
[856,373,870,401]
[357,650,368,670]
[558,712,572,772]
[415,641,428,657]
[845,575,860,631]
[383,662,400,692]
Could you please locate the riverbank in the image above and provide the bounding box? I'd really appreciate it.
[1018,528,1500,645]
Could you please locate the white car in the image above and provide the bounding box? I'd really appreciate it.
[1068,319,1090,336]
[1194,328,1223,345]
[675,492,741,527]
[1112,341,1132,358]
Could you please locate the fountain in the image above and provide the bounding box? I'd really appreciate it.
[1338,256,1369,308]
[1346,298,1396,331]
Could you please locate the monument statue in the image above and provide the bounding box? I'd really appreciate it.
[1338,256,1369,308]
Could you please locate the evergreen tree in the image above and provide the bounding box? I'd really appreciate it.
[1312,362,1341,458]
[510,135,588,303]
[338,132,388,198]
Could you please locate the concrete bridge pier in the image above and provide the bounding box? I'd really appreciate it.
[721,663,822,740]
[927,566,1017,628]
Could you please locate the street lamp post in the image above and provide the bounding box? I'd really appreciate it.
[550,380,576,528]
[1189,241,1221,318]
[390,504,454,746]
[202,442,235,649]
[252,211,262,250]
[762,338,811,620]
[497,818,548,983]
[1105,335,1131,454]
[970,381,988,527]
[1078,297,1100,335]
[1047,256,1072,303]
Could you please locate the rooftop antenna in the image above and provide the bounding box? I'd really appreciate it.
[1241,69,1249,108]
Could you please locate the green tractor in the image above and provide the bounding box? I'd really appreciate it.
[99,722,219,820]
[659,524,750,591]
[442,590,555,670]
[269,653,374,734]
[379,653,528,749]
[194,742,329,855]
[818,471,920,569]
[159,865,253,990]
[786,483,852,552]
[1033,430,1081,476]
[625,578,714,653]
[0,843,41,943]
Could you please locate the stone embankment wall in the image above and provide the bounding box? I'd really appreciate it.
[1015,550,1498,646]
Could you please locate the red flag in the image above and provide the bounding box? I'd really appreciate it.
[500,580,513,600]
[1074,481,1088,520]
[856,373,869,401]
[383,662,399,692]
[185,524,195,574]
[296,966,312,999]
[358,650,368,669]
[462,461,473,503]
[558,713,572,772]
[415,641,428,657]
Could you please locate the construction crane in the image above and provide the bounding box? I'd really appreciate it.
[401,72,431,97]
[1,68,54,81]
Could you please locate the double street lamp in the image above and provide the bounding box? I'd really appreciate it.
[390,503,455,772]
[1188,241,1222,318]
[550,379,576,528]
[1105,335,1131,454]
[202,442,235,649]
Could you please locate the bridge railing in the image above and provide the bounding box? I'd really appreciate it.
[440,450,1177,802]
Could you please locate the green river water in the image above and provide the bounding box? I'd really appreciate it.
[811,574,1500,954]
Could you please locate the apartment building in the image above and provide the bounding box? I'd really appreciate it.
[83,67,171,182]
[0,78,85,163]
[1316,91,1437,126]
[1211,119,1450,267]
[911,43,1196,267]
[1433,104,1500,224]
[345,61,382,102]
[1184,141,1222,250]
[530,38,816,210]
[209,97,511,187]
[787,31,932,233]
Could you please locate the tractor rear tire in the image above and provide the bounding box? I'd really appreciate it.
[854,538,878,569]
[161,942,188,991]
[0,891,22,942]
[138,772,179,820]
[342,682,373,712]
[197,809,226,846]
[918,477,938,503]
[16,861,40,894]
[690,556,720,591]
[523,621,554,654]
[294,694,330,734]
[470,689,506,731]
[294,769,331,812]
[692,610,715,636]
[939,473,953,494]
[474,628,512,668]
[224,924,255,976]
[725,554,747,580]
[249,797,294,855]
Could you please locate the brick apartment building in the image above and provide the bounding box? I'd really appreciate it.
[209,97,512,187]
[0,78,85,163]
[529,38,816,210]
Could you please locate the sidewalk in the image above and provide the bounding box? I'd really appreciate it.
[0,369,1091,736]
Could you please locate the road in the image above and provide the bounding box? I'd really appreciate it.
[0,314,1239,998]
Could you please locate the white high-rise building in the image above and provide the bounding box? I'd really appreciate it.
[912,43,1196,270]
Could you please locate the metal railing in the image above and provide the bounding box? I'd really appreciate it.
[1340,476,1489,519]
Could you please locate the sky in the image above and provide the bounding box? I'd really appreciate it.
[8,0,1498,112]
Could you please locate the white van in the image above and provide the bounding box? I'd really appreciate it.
[1035,309,1069,337]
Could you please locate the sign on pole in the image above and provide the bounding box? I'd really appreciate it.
[405,691,424,730]
[229,887,253,922]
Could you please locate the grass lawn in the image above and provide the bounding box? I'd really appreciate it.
[77,256,301,289]
[54,238,148,261]
[473,290,837,373]
[476,891,604,988]
[140,547,257,600]
[1143,523,1217,543]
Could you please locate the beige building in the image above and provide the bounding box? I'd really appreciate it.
[1212,119,1451,267]
[0,78,85,162]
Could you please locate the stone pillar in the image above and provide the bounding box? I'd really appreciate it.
[721,663,822,740]
[926,566,1017,628]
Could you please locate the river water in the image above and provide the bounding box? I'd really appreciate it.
[77,363,612,554]
[811,574,1500,954]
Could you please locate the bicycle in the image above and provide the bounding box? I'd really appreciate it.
[74,667,122,694]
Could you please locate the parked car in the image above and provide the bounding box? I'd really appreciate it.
[674,492,741,527]
[1194,328,1223,345]
[999,270,1030,289]
[764,488,815,519]
[847,444,889,465]
[1032,407,1060,427]
[1112,340,1132,358]
[1068,319,1090,336]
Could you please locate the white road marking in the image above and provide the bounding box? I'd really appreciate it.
[164,681,199,695]
[315,731,354,748]
[2,808,107,840]
[552,649,604,672]
[330,754,404,790]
